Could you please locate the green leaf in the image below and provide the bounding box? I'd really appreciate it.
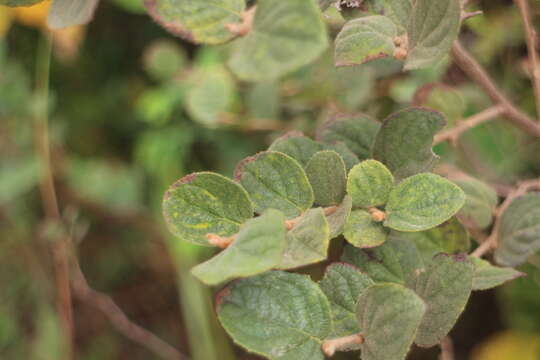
[385,173,466,232]
[413,84,466,125]
[163,172,253,246]
[372,107,446,180]
[268,132,323,167]
[357,283,426,360]
[306,151,347,206]
[341,238,424,288]
[344,210,388,248]
[378,0,413,32]
[186,66,235,127]
[323,142,360,171]
[319,263,374,339]
[495,193,540,267]
[455,178,498,229]
[414,254,474,348]
[327,195,353,238]
[217,271,332,360]
[0,0,43,6]
[278,208,330,269]
[191,209,286,285]
[143,39,187,82]
[393,217,471,262]
[470,257,525,291]
[145,0,245,45]
[228,0,328,81]
[317,112,380,160]
[404,0,462,70]
[335,16,397,67]
[47,0,99,29]
[346,160,394,208]
[236,151,314,219]
[0,157,41,205]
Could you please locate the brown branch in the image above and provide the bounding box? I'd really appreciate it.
[451,41,540,137]
[471,178,540,257]
[71,255,188,360]
[439,336,455,360]
[322,334,364,357]
[434,105,506,145]
[515,0,540,119]
[33,32,74,360]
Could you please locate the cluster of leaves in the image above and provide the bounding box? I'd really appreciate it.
[163,107,525,359]
[142,0,467,83]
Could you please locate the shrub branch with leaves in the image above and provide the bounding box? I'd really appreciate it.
[6,0,540,359]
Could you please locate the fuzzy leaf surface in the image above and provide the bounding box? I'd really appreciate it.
[279,208,330,269]
[405,0,461,70]
[495,193,540,267]
[145,0,245,44]
[394,217,470,261]
[347,159,394,208]
[318,113,380,160]
[414,254,474,347]
[191,209,286,285]
[385,173,466,232]
[344,210,388,248]
[357,283,426,360]
[456,178,498,229]
[47,0,100,29]
[327,195,353,238]
[372,108,446,181]
[228,0,328,81]
[319,263,374,340]
[236,151,314,219]
[306,150,347,206]
[342,238,424,288]
[163,172,253,245]
[470,257,525,291]
[217,271,332,360]
[335,16,397,67]
[268,133,323,167]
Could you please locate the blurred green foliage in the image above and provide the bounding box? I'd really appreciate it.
[0,0,539,359]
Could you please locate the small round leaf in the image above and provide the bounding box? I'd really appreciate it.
[306,150,347,206]
[347,159,394,208]
[344,210,388,248]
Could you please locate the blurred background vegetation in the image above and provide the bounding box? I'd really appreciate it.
[1,0,540,359]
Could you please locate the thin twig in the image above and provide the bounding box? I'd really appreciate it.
[451,41,540,137]
[33,31,74,360]
[439,336,455,360]
[71,255,188,360]
[434,105,506,145]
[471,178,540,257]
[515,0,540,119]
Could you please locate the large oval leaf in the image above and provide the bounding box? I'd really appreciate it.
[306,150,347,206]
[385,173,466,232]
[163,172,253,246]
[278,208,330,269]
[357,283,426,360]
[495,193,540,267]
[414,254,474,348]
[319,263,374,339]
[191,209,286,285]
[228,0,328,81]
[268,132,323,167]
[335,15,397,67]
[235,151,314,218]
[145,0,245,44]
[317,112,380,160]
[405,0,462,70]
[217,271,332,360]
[347,159,394,208]
[372,107,446,181]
